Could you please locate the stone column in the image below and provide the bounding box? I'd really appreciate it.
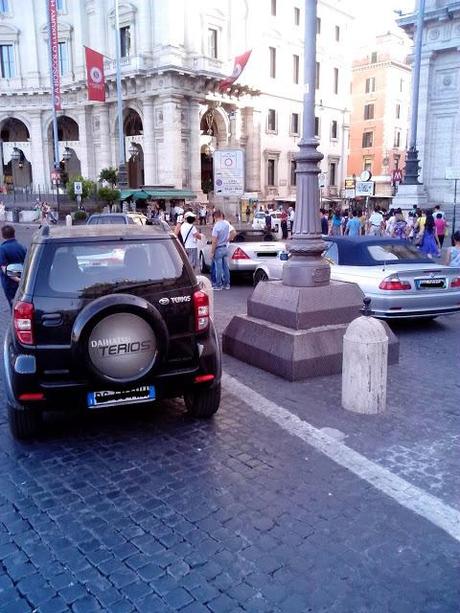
[229,108,242,148]
[189,99,202,194]
[29,111,47,192]
[243,107,261,193]
[98,103,112,172]
[142,98,156,185]
[78,107,91,180]
[158,96,182,187]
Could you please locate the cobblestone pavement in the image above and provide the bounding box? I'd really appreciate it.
[0,226,458,612]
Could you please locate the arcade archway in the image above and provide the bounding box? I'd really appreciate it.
[0,118,33,191]
[48,116,82,182]
[124,109,144,188]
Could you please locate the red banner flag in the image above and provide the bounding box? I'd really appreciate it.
[218,50,252,91]
[48,0,61,111]
[85,47,106,102]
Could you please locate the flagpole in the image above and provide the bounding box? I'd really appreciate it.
[46,0,61,210]
[114,0,128,189]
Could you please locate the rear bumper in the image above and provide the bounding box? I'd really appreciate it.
[368,291,460,319]
[4,325,221,412]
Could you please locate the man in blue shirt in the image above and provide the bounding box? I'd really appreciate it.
[0,225,27,309]
[345,210,362,237]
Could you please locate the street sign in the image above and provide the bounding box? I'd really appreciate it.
[355,181,374,197]
[74,181,83,195]
[344,188,355,198]
[50,170,61,185]
[445,167,460,180]
[213,149,244,196]
[318,173,326,188]
[344,178,355,189]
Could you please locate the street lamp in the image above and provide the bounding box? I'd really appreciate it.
[222,0,366,380]
[128,141,138,159]
[62,146,72,162]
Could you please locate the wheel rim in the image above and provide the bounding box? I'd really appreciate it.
[255,270,268,285]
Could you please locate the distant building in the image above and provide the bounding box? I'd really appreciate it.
[0,0,354,210]
[348,31,411,182]
[398,0,460,218]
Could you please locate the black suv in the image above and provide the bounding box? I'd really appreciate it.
[4,224,221,439]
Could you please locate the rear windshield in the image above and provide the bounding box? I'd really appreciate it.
[233,231,276,243]
[34,239,189,297]
[87,215,127,224]
[367,243,431,263]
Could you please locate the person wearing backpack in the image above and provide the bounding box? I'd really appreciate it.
[175,211,203,270]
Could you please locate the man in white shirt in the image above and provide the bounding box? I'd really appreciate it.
[367,207,384,236]
[176,211,202,269]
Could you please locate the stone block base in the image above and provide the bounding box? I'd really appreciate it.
[222,281,399,381]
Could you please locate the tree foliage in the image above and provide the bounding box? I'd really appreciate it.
[99,167,118,187]
[98,187,121,205]
[66,175,96,201]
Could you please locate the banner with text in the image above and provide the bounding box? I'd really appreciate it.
[213,150,245,196]
[48,0,61,111]
[85,47,106,102]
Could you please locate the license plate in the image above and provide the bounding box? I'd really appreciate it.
[87,385,155,409]
[415,278,446,290]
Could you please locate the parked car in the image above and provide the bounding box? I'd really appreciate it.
[198,229,284,275]
[4,224,221,439]
[87,212,149,225]
[252,211,283,234]
[253,236,460,319]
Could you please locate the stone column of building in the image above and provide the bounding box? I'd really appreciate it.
[29,112,47,192]
[243,107,261,193]
[159,96,183,187]
[78,107,93,180]
[98,104,112,172]
[142,98,156,185]
[229,108,242,148]
[189,99,202,195]
[414,51,433,185]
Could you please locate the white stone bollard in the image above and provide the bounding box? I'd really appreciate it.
[342,309,388,414]
[196,275,214,320]
[65,214,72,227]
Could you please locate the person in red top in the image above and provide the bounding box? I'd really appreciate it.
[280,209,288,239]
[434,213,447,248]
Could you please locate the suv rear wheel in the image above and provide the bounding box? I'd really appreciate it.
[184,382,221,418]
[8,404,41,440]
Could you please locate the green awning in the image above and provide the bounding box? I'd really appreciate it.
[120,188,197,201]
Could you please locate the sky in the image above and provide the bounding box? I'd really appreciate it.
[352,0,416,45]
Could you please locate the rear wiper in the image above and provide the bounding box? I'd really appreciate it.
[114,279,167,290]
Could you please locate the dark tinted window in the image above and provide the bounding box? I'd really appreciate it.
[34,239,188,297]
[233,231,276,243]
[367,243,430,263]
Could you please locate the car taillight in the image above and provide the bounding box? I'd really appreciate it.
[232,247,250,260]
[13,301,34,345]
[193,290,209,332]
[451,277,460,288]
[379,278,411,291]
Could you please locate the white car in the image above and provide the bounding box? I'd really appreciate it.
[253,237,460,320]
[252,211,284,237]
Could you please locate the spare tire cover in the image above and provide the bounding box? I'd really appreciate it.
[88,312,157,381]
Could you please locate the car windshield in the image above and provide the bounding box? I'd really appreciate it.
[35,239,187,297]
[367,243,431,263]
[255,212,265,219]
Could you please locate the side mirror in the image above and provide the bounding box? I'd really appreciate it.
[6,263,23,279]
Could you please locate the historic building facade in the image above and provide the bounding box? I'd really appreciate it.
[348,31,411,179]
[0,0,354,205]
[399,0,460,215]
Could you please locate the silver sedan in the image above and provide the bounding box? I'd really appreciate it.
[253,237,460,319]
[198,229,284,275]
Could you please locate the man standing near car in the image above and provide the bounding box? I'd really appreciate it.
[176,211,203,270]
[211,210,234,290]
[0,225,26,310]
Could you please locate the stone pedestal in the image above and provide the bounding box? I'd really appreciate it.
[392,183,428,212]
[222,281,399,381]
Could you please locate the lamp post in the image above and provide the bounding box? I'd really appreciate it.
[402,0,425,185]
[115,0,128,190]
[283,0,329,287]
[222,0,370,380]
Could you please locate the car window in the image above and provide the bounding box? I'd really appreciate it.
[233,231,274,243]
[255,213,265,219]
[367,243,430,262]
[34,239,188,298]
[323,242,338,264]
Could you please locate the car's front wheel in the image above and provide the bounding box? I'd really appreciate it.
[8,403,41,440]
[254,269,269,286]
[184,382,221,418]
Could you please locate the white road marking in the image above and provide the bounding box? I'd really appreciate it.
[222,373,460,543]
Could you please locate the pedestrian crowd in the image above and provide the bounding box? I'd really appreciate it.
[320,204,454,260]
